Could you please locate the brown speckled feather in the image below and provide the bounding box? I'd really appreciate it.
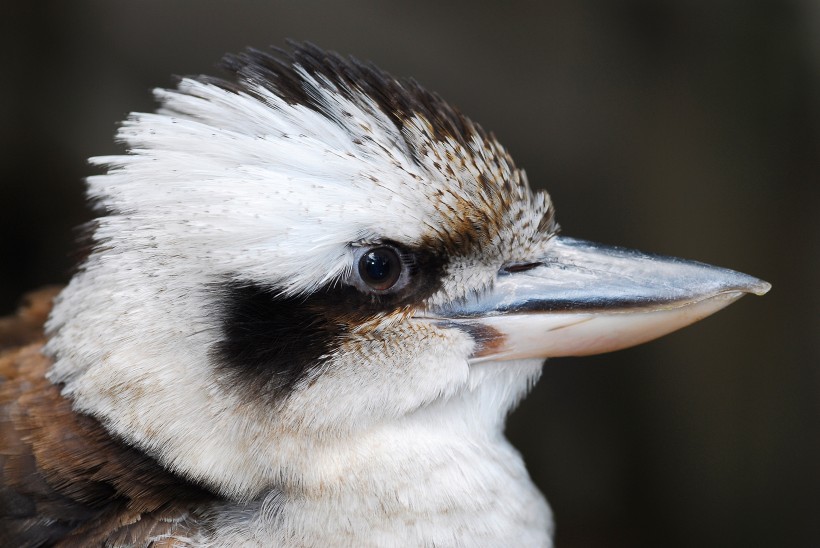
[0,289,216,547]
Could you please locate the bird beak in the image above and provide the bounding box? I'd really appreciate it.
[424,236,771,363]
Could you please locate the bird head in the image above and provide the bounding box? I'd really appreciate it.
[44,44,769,501]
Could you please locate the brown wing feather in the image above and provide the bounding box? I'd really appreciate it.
[0,286,61,354]
[0,289,216,547]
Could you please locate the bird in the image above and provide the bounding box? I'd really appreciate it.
[0,43,770,547]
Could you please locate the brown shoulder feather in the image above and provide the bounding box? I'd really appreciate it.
[0,287,61,354]
[0,289,217,547]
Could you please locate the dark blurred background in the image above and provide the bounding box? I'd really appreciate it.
[1,1,817,546]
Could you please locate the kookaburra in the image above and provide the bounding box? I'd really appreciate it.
[0,43,769,547]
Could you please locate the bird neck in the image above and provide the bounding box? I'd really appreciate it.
[205,363,553,545]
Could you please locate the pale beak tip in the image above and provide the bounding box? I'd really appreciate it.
[727,273,771,297]
[749,279,772,296]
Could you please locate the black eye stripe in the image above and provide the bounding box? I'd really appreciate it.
[213,247,449,401]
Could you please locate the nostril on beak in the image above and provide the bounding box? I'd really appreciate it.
[502,262,543,274]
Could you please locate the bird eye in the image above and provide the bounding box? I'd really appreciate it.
[358,246,402,291]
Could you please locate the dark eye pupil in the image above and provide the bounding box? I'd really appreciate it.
[364,252,391,281]
[359,247,401,290]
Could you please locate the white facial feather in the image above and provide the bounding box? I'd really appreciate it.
[44,46,555,546]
